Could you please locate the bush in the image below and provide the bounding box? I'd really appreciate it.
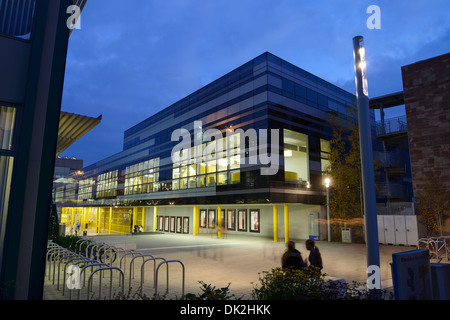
[251,267,393,300]
[183,281,241,300]
[251,267,333,300]
[53,235,82,252]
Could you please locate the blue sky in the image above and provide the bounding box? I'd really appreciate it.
[60,0,450,166]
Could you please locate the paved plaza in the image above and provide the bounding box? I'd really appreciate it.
[43,232,423,300]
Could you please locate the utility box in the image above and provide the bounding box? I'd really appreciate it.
[341,228,351,243]
[430,263,450,300]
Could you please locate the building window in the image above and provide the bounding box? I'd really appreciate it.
[0,105,16,151]
[199,209,207,228]
[249,209,260,233]
[227,209,236,230]
[96,170,118,198]
[0,156,14,230]
[125,158,160,195]
[238,209,247,231]
[283,129,309,183]
[320,139,331,174]
[171,134,241,190]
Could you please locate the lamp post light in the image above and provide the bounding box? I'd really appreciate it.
[325,172,331,242]
[353,35,381,293]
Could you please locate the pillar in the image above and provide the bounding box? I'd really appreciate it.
[108,207,112,235]
[284,204,289,243]
[217,205,222,238]
[273,204,278,242]
[193,206,199,236]
[81,207,86,234]
[153,206,157,232]
[141,207,146,232]
[133,207,137,233]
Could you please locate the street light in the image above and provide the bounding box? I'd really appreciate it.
[353,35,381,293]
[324,172,331,242]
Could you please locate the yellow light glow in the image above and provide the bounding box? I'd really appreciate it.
[284,150,292,157]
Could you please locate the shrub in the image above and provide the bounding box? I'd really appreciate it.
[183,281,241,300]
[251,267,334,300]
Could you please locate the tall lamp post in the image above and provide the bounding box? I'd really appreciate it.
[352,36,381,293]
[325,172,331,242]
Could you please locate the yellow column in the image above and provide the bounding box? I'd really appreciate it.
[81,207,86,234]
[217,205,222,238]
[193,206,199,236]
[133,207,137,232]
[284,204,289,243]
[142,207,146,232]
[153,206,157,232]
[273,205,278,242]
[108,207,112,234]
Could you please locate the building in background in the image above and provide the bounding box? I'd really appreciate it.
[370,52,450,245]
[55,52,371,242]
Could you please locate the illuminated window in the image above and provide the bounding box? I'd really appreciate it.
[283,129,309,183]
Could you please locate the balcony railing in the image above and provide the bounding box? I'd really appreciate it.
[376,115,407,136]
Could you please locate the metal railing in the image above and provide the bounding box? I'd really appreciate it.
[376,115,407,136]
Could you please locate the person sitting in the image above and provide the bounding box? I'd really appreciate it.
[304,239,323,271]
[282,241,307,270]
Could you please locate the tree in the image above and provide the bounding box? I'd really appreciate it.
[325,108,381,242]
[416,172,450,236]
[327,110,364,220]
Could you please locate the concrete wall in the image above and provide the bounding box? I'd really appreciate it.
[144,204,324,241]
[402,53,450,198]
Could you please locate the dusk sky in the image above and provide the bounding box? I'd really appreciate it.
[60,0,450,166]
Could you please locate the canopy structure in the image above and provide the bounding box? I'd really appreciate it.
[369,91,404,110]
[56,111,102,155]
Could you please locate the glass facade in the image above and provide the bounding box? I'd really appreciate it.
[0,104,18,262]
[0,105,16,150]
[55,53,368,229]
[0,0,36,40]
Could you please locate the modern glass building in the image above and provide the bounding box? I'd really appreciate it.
[56,52,373,241]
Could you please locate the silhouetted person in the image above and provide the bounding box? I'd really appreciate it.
[305,239,323,271]
[282,241,307,270]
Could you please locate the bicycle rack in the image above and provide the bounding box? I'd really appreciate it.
[62,256,92,295]
[117,251,141,285]
[76,239,94,255]
[128,254,154,288]
[78,262,110,300]
[87,267,124,300]
[140,257,167,295]
[66,258,98,300]
[57,253,83,290]
[154,260,185,298]
[46,247,70,280]
[51,250,75,284]
[96,244,118,265]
